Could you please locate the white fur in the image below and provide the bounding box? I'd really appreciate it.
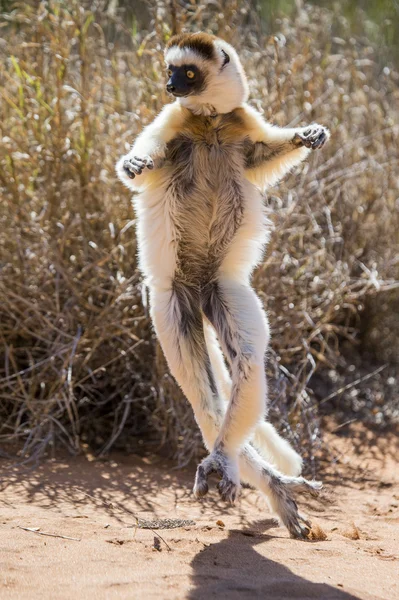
[165,46,209,70]
[253,422,303,476]
[218,179,270,283]
[212,278,269,455]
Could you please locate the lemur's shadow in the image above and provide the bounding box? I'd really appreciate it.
[189,519,361,600]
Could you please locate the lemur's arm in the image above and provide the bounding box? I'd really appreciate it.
[116,102,184,191]
[240,103,330,191]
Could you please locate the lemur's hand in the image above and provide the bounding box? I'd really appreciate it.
[293,125,329,150]
[123,155,154,179]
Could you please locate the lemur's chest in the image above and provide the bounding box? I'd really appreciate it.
[165,111,248,178]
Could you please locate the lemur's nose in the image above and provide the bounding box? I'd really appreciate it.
[166,83,175,93]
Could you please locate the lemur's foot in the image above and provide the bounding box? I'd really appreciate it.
[294,125,329,150]
[268,474,322,539]
[123,155,154,179]
[194,449,240,504]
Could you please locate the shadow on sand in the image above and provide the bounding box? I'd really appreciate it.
[189,520,362,600]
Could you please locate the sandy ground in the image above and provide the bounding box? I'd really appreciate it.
[1,425,398,600]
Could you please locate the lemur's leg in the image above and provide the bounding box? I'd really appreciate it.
[204,322,302,477]
[203,319,320,539]
[203,321,232,402]
[198,279,271,497]
[150,285,321,536]
[149,282,240,501]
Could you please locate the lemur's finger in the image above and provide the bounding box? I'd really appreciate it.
[297,130,316,148]
[318,132,327,147]
[303,137,313,148]
[293,132,309,148]
[124,159,140,170]
[133,156,154,169]
[312,131,327,149]
[143,155,154,169]
[123,160,137,179]
[133,156,147,167]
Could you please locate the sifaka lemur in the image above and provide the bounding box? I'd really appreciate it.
[116,32,330,539]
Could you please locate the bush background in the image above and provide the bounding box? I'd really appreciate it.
[0,0,398,469]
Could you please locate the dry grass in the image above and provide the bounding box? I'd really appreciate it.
[0,1,398,467]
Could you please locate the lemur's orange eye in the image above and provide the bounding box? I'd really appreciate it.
[167,69,172,77]
[186,70,195,79]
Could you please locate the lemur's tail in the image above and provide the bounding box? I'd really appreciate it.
[252,421,303,477]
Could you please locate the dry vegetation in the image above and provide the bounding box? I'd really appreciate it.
[0,0,398,467]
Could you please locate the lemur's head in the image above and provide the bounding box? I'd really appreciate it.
[164,33,248,115]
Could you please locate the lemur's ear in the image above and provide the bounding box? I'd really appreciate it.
[221,49,230,68]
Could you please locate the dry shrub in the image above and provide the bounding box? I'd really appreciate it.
[341,522,361,540]
[0,1,398,465]
[308,523,328,542]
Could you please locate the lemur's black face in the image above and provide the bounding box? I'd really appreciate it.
[166,64,205,97]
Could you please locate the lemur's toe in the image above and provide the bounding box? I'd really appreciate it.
[217,477,240,504]
[287,477,323,498]
[289,520,311,540]
[305,479,323,497]
[193,464,209,498]
[277,495,311,540]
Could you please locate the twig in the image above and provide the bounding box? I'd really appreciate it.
[319,364,388,405]
[331,419,358,432]
[17,526,81,541]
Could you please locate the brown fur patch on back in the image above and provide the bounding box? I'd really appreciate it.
[165,32,216,61]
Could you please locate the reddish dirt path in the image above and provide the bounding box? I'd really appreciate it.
[1,426,398,599]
